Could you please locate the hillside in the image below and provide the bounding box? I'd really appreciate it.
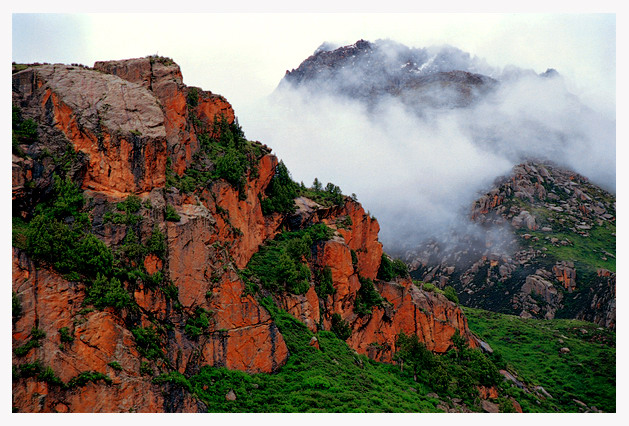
[11,54,615,413]
[464,307,615,413]
[12,57,489,412]
[408,161,616,328]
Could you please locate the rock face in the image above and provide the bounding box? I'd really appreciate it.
[281,39,497,112]
[12,58,478,412]
[13,63,168,195]
[407,161,616,328]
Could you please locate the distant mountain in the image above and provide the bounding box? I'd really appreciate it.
[280,39,551,112]
[279,40,615,329]
[407,160,616,328]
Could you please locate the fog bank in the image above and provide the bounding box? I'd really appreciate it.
[239,42,615,253]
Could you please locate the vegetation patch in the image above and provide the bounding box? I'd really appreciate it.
[377,254,409,281]
[178,300,542,412]
[464,307,616,412]
[354,276,384,315]
[261,161,299,214]
[12,104,38,157]
[14,327,46,357]
[132,326,164,360]
[242,224,333,295]
[166,115,262,198]
[297,178,345,208]
[185,307,213,340]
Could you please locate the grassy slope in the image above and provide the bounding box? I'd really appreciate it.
[519,222,616,273]
[464,307,616,412]
[188,299,441,412]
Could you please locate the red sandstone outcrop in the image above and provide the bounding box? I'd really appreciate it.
[12,58,481,413]
[13,64,168,195]
[94,57,234,176]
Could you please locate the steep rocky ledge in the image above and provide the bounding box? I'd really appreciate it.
[12,58,478,412]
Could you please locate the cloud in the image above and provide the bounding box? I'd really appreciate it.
[240,41,615,256]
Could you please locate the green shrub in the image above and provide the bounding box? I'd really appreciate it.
[323,182,344,206]
[67,371,112,388]
[315,266,335,298]
[107,361,123,371]
[140,361,153,376]
[132,327,163,360]
[39,366,64,387]
[58,327,74,343]
[243,224,332,296]
[153,371,192,392]
[85,274,131,310]
[12,104,38,154]
[162,283,179,301]
[144,271,164,288]
[261,161,298,215]
[394,332,435,381]
[187,87,199,108]
[377,254,408,281]
[40,175,88,225]
[351,250,358,266]
[74,234,113,278]
[15,361,43,378]
[422,282,436,292]
[354,276,383,316]
[165,205,181,222]
[14,327,46,357]
[110,194,143,225]
[117,194,142,214]
[331,313,352,340]
[297,178,346,208]
[185,307,213,339]
[120,228,146,264]
[215,146,247,188]
[146,225,166,259]
[443,286,459,304]
[26,214,76,269]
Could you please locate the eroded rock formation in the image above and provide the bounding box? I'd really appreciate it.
[12,58,477,412]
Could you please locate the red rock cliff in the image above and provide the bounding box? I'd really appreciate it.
[12,58,479,413]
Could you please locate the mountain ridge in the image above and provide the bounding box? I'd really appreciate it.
[12,57,484,412]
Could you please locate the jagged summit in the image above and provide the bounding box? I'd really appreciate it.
[281,39,500,110]
[279,39,566,113]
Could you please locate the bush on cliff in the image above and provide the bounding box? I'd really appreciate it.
[243,224,333,296]
[354,276,383,316]
[261,161,298,215]
[377,254,409,281]
[297,178,346,208]
[330,313,352,340]
[85,274,132,310]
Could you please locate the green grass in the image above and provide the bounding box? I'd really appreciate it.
[521,222,616,272]
[188,299,442,412]
[464,307,615,412]
[184,299,543,413]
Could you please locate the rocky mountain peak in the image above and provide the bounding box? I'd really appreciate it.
[408,160,615,328]
[280,39,503,112]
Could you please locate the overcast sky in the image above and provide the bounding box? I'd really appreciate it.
[11,12,616,116]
